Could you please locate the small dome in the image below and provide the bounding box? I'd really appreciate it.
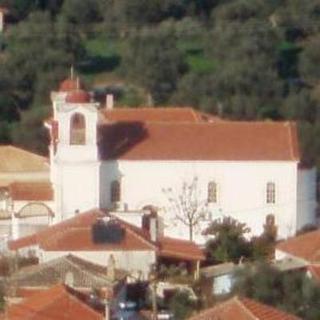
[59,78,84,92]
[66,90,91,104]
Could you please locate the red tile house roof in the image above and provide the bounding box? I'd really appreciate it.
[9,209,155,252]
[101,107,206,123]
[9,182,53,201]
[8,210,205,261]
[157,237,205,261]
[0,284,104,320]
[188,296,300,320]
[276,230,320,263]
[98,121,299,161]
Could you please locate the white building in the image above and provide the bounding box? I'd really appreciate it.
[42,78,317,243]
[0,146,54,242]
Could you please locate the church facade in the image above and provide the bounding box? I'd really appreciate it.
[45,78,317,243]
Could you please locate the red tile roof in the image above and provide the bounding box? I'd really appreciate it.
[188,296,300,320]
[9,209,156,252]
[98,121,299,161]
[9,210,204,261]
[66,89,91,103]
[158,237,205,261]
[9,182,53,201]
[276,230,320,263]
[101,107,206,123]
[59,78,84,92]
[1,284,103,320]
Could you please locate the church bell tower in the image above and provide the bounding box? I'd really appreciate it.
[47,76,100,222]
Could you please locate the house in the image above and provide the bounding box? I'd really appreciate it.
[275,229,320,262]
[5,254,127,296]
[0,284,105,320]
[275,230,320,283]
[200,262,237,297]
[188,296,300,320]
[0,146,54,242]
[43,77,316,243]
[8,209,205,280]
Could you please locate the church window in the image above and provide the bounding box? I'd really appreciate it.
[111,180,121,203]
[208,181,218,203]
[70,113,86,145]
[266,182,276,204]
[264,214,277,239]
[266,214,275,226]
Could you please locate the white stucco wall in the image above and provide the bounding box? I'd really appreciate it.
[52,104,100,220]
[53,162,99,221]
[99,160,300,243]
[213,274,234,295]
[296,168,317,230]
[40,250,156,280]
[0,200,54,242]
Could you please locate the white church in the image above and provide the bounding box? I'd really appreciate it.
[0,77,317,244]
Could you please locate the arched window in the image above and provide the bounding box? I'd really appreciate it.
[111,180,121,203]
[208,181,218,203]
[266,182,276,204]
[264,214,277,239]
[266,214,275,226]
[70,113,86,145]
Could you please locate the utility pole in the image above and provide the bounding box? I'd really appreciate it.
[149,264,158,320]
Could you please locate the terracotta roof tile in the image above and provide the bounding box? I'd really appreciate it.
[188,296,300,320]
[9,182,53,201]
[0,146,49,173]
[59,78,84,92]
[98,121,300,161]
[101,107,203,123]
[276,230,320,263]
[9,210,205,261]
[2,284,104,320]
[9,209,156,252]
[157,237,205,261]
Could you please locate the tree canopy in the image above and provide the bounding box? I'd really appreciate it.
[0,0,319,166]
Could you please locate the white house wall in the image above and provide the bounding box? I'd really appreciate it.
[296,168,317,230]
[100,160,301,243]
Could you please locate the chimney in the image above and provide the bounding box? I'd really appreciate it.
[106,94,114,110]
[150,215,158,242]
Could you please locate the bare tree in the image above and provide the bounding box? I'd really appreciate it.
[163,177,208,241]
